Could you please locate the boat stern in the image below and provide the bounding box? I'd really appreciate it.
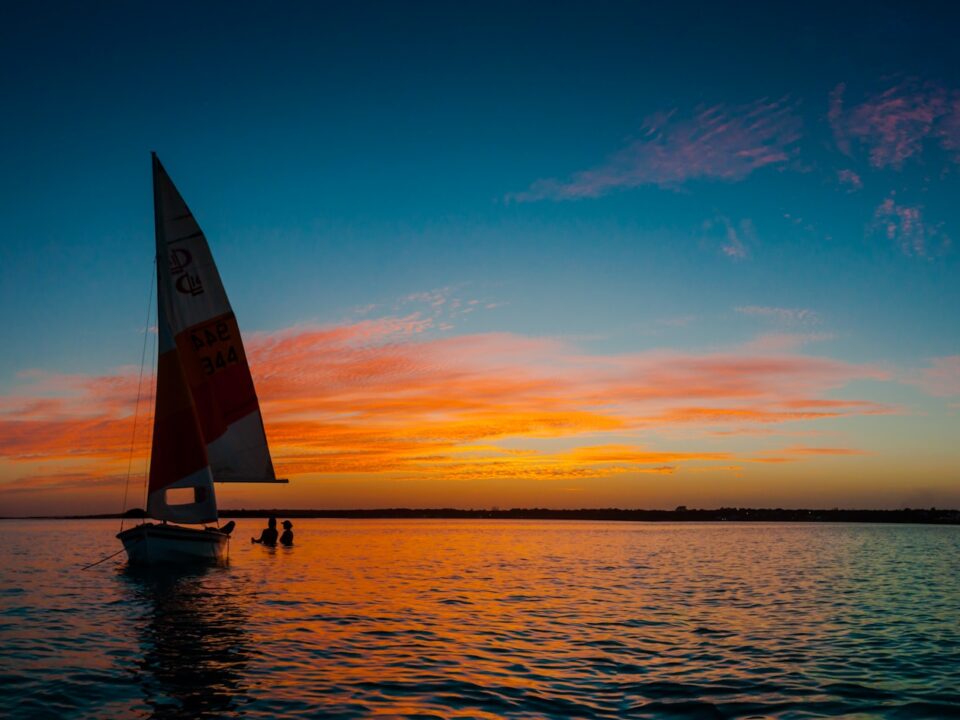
[117,523,230,566]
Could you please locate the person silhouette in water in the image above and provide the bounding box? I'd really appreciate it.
[252,517,278,546]
[280,520,294,547]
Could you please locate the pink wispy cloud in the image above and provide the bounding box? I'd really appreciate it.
[904,356,960,397]
[736,306,820,325]
[870,194,949,257]
[509,97,802,201]
[721,225,749,259]
[829,79,960,168]
[939,95,960,159]
[837,168,863,191]
[738,333,833,354]
[703,216,755,260]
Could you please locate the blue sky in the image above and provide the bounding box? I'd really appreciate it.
[1,2,958,512]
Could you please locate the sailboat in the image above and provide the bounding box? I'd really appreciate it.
[118,153,287,565]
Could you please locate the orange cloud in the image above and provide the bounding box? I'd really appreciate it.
[0,316,897,512]
[562,444,731,464]
[749,446,867,464]
[778,446,868,456]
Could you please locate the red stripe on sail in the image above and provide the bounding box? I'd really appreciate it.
[174,313,261,445]
[148,349,209,493]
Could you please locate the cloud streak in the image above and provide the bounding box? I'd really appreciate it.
[830,79,960,168]
[510,98,802,201]
[702,216,756,260]
[750,446,867,464]
[736,306,820,325]
[870,194,949,257]
[904,356,960,398]
[837,168,863,191]
[0,312,896,509]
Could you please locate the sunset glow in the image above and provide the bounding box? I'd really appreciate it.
[1,3,958,515]
[1,306,955,513]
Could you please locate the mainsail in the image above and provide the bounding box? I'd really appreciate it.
[147,153,280,524]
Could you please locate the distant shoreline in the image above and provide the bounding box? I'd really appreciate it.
[3,507,959,524]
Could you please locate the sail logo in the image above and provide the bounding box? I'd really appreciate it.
[169,247,205,296]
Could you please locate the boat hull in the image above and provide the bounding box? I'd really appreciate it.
[117,523,229,566]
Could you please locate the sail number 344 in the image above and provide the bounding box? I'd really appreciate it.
[190,321,240,376]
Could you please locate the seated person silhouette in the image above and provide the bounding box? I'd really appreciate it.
[252,517,279,546]
[280,520,294,547]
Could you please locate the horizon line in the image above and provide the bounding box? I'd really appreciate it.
[3,506,958,523]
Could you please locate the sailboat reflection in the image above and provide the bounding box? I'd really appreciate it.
[120,566,252,718]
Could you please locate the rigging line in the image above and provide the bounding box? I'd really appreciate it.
[142,305,158,511]
[81,540,141,570]
[119,259,156,532]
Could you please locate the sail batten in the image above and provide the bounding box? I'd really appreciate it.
[146,154,279,524]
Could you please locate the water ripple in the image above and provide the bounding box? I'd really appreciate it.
[1,520,958,718]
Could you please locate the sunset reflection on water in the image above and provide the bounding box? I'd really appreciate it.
[1,519,958,718]
[121,566,253,718]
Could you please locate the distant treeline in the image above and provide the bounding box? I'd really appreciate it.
[218,507,960,523]
[6,507,959,524]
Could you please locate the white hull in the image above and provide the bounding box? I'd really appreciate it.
[117,523,229,566]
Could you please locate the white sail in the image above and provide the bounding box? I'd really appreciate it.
[146,154,278,525]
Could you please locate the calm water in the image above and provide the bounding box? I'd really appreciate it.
[1,520,958,719]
